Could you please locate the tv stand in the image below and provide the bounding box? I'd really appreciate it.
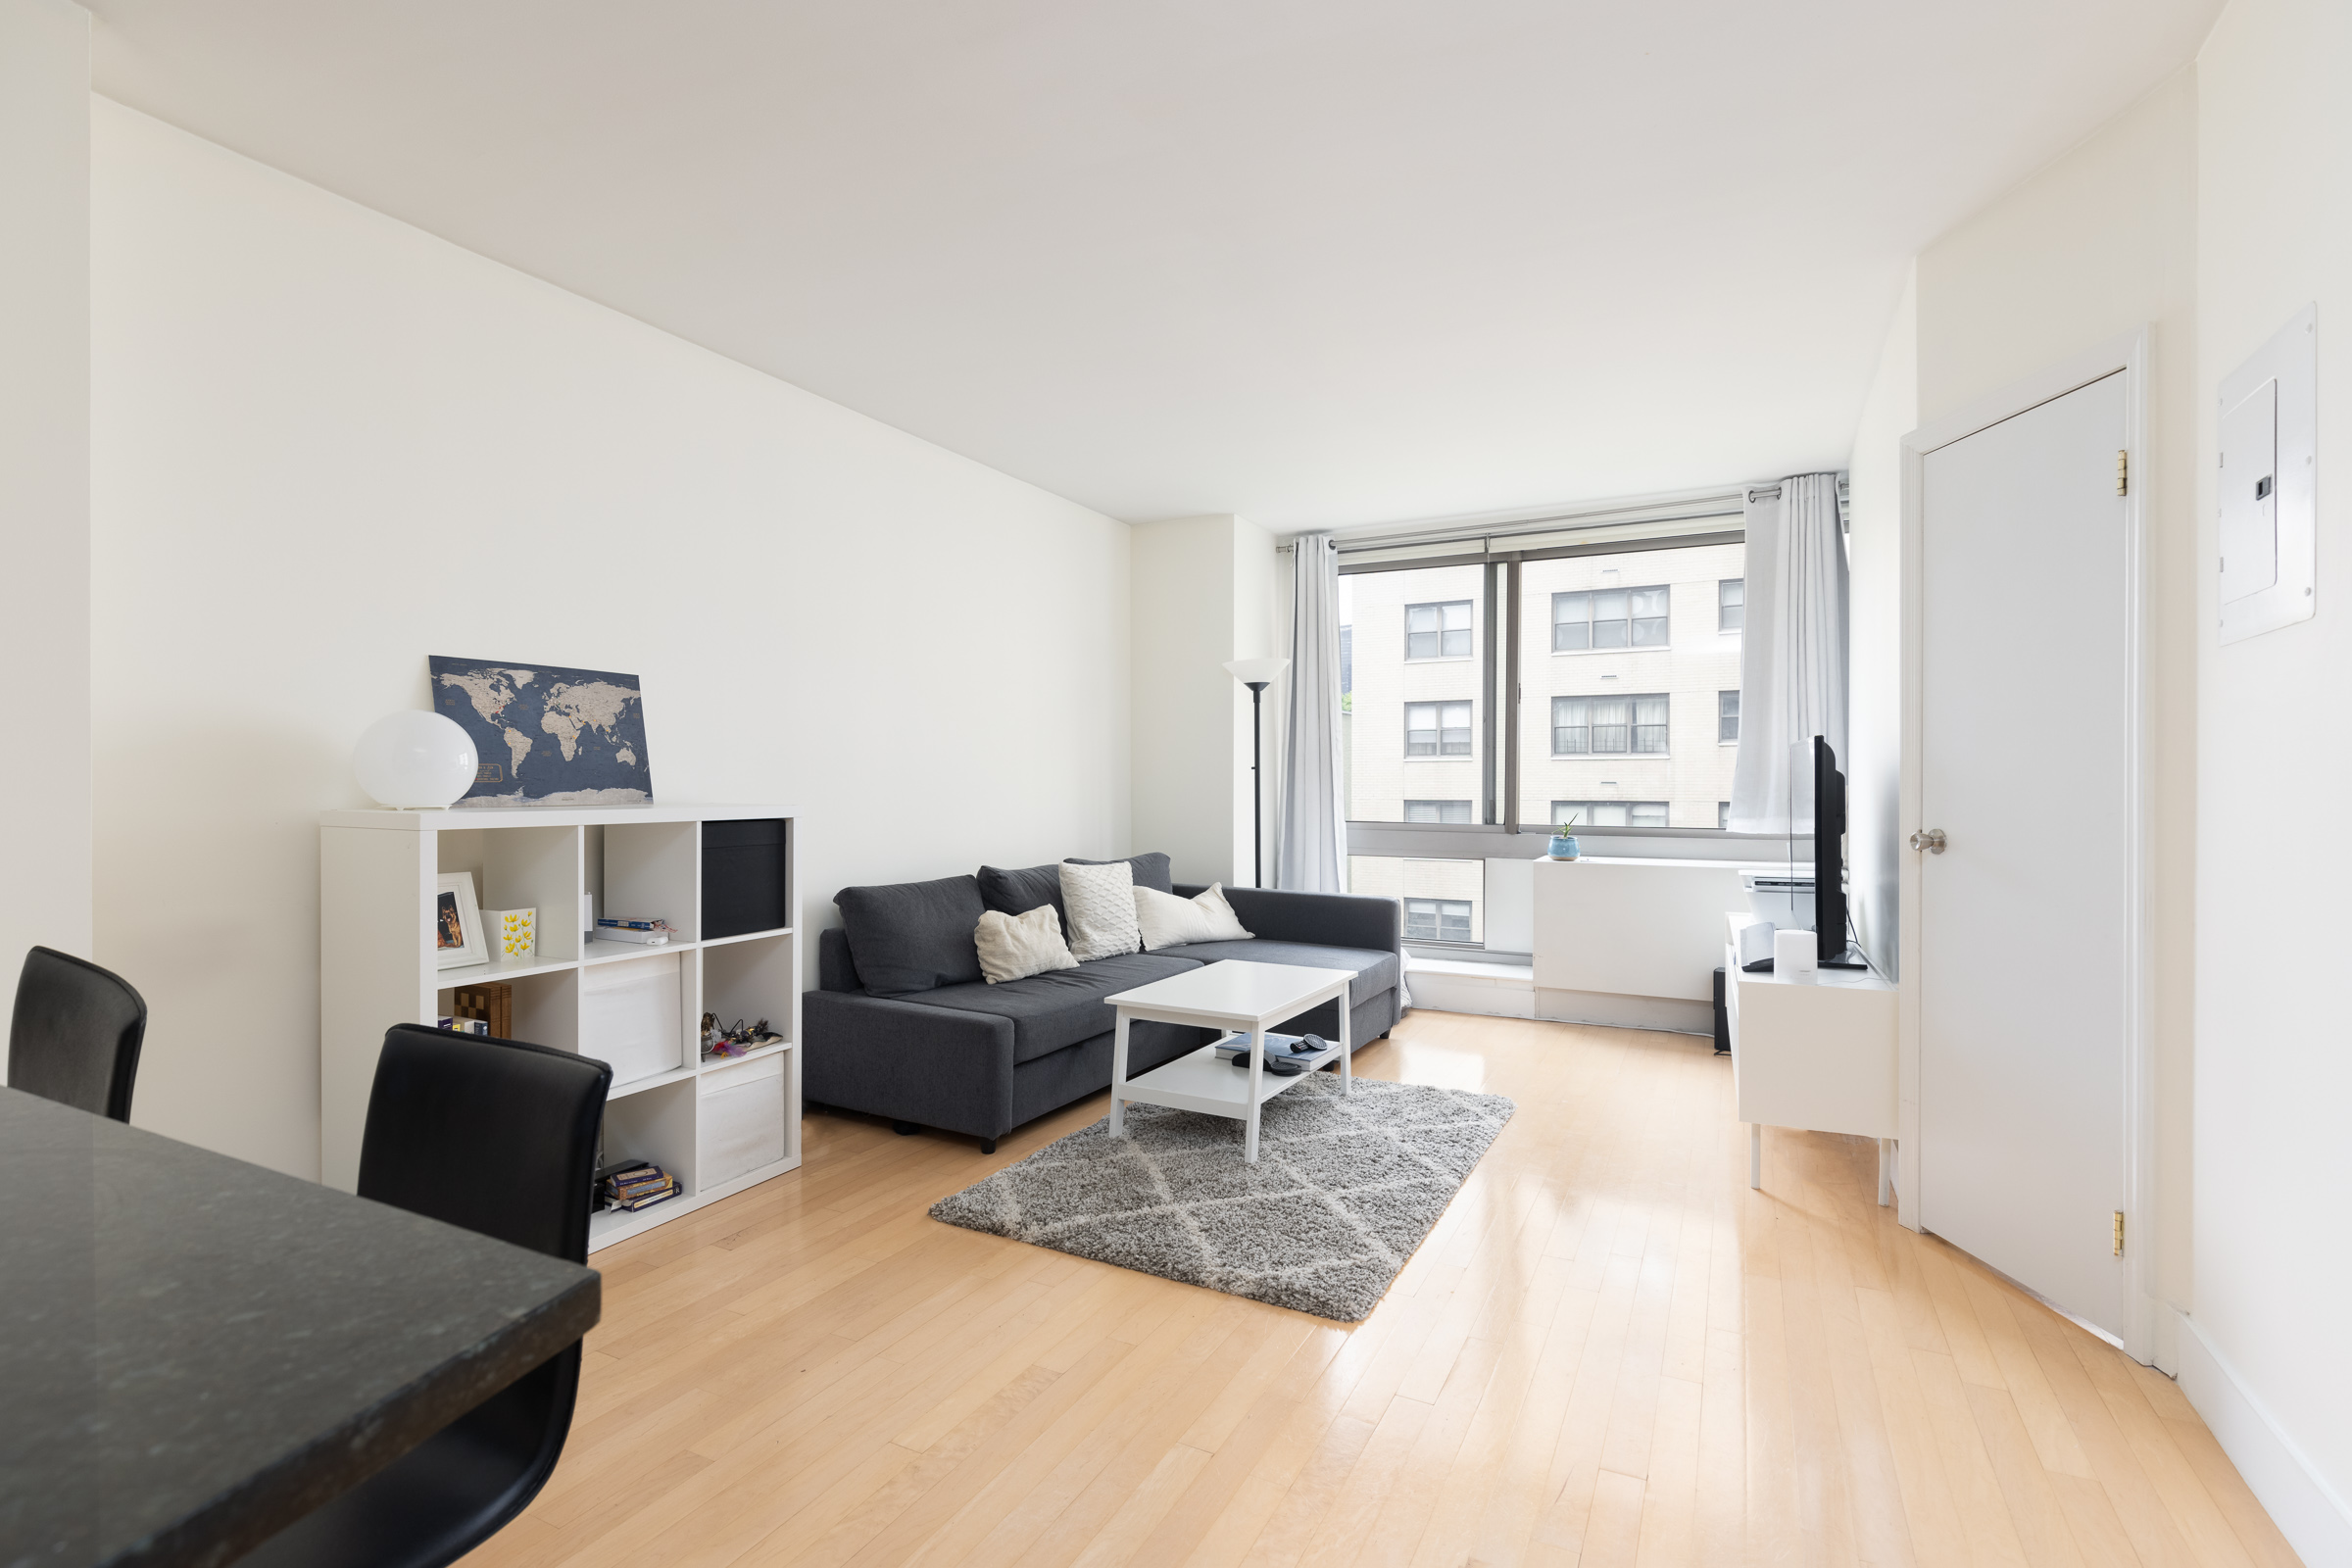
[1724,913,1897,1202]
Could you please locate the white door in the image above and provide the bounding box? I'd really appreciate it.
[1918,370,2130,1338]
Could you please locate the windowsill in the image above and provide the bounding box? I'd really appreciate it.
[1549,645,1675,657]
[1403,755,1478,762]
[1402,656,1477,665]
[1547,754,1672,761]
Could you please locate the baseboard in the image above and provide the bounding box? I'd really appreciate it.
[2173,1307,2352,1566]
[1404,959,1535,1019]
[1534,987,1712,1037]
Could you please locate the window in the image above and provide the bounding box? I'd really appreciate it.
[1405,701,1473,757]
[1553,800,1668,828]
[1405,600,1473,660]
[1405,898,1475,943]
[1719,578,1744,632]
[1718,689,1740,742]
[1551,694,1668,755]
[1719,801,1731,830]
[1403,800,1474,823]
[1553,585,1668,650]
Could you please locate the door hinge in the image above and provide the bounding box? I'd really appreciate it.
[2116,449,2129,497]
[2112,1210,2126,1256]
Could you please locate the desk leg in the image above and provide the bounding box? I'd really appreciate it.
[1109,1011,1130,1139]
[1748,1124,1761,1190]
[1245,1026,1264,1163]
[1877,1139,1892,1206]
[1339,982,1351,1096]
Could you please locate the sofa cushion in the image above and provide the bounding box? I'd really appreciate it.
[834,875,986,996]
[977,862,1065,923]
[979,853,1174,927]
[1153,940,1399,1004]
[912,951,1202,1064]
[1069,852,1173,893]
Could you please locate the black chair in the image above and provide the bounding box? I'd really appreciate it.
[236,1025,612,1568]
[9,946,148,1121]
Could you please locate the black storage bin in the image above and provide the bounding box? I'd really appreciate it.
[703,818,791,940]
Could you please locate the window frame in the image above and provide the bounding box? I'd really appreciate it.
[1550,693,1670,757]
[1339,520,1798,852]
[1403,897,1476,945]
[1718,577,1744,633]
[1718,689,1740,743]
[1403,699,1474,759]
[1402,799,1475,824]
[1403,599,1475,662]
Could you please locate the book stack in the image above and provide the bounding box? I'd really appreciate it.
[451,981,514,1038]
[600,1161,679,1212]
[596,915,671,947]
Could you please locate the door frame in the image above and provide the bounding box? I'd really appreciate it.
[1896,327,2157,1364]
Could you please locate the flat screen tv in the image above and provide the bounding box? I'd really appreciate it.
[1813,735,1856,963]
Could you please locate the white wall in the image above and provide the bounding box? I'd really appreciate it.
[2189,0,2352,1550]
[1129,514,1278,887]
[89,101,1131,1178]
[1843,266,1915,976]
[1914,69,2200,1319]
[0,0,93,986]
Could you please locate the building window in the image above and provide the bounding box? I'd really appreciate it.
[1404,898,1475,943]
[1403,800,1474,824]
[1719,578,1744,632]
[1551,694,1668,755]
[1719,801,1731,830]
[1553,800,1669,828]
[1405,701,1473,758]
[1719,689,1740,742]
[1405,600,1473,660]
[1553,586,1668,651]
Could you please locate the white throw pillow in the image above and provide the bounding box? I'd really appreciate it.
[1058,859,1143,961]
[1134,883,1255,951]
[973,905,1079,984]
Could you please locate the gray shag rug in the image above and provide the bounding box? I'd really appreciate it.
[928,1072,1515,1322]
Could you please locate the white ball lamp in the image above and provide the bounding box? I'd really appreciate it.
[354,711,479,809]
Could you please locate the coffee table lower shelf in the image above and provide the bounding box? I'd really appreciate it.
[1116,1035,1347,1119]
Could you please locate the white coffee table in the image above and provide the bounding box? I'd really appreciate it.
[1103,959,1355,1162]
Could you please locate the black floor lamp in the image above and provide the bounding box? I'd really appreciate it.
[1223,658,1289,887]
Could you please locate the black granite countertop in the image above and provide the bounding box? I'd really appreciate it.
[0,1088,600,1568]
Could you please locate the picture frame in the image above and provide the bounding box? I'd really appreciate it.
[434,871,488,970]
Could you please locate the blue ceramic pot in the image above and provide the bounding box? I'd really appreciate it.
[1548,833,1579,859]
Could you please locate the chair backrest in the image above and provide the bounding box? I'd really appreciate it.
[358,1025,612,1264]
[9,947,148,1122]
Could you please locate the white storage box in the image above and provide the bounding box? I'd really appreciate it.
[579,953,683,1086]
[700,1053,785,1187]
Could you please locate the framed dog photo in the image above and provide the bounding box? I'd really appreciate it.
[434,871,489,970]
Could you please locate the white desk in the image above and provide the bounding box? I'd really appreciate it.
[1724,912,1898,1202]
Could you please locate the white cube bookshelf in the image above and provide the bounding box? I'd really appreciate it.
[319,804,801,1251]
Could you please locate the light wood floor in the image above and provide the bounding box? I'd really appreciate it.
[465,1009,2301,1568]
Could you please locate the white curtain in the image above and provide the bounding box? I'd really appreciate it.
[1728,471,1848,837]
[1276,533,1346,892]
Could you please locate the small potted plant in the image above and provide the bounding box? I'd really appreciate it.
[1548,811,1581,860]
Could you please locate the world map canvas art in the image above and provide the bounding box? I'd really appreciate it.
[428,656,654,808]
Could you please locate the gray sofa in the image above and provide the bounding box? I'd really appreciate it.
[804,854,1402,1152]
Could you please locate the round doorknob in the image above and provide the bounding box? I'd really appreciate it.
[1909,828,1947,854]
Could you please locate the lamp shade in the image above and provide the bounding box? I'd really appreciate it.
[354,710,479,809]
[1222,658,1290,685]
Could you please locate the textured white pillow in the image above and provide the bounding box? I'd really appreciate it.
[973,905,1078,984]
[1134,883,1255,951]
[1058,859,1143,960]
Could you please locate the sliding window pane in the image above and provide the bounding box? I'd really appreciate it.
[1342,564,1486,824]
[1517,540,1744,831]
[1350,856,1484,947]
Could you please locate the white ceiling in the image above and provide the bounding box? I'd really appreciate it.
[86,1,2220,529]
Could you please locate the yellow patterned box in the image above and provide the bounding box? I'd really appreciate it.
[482,907,536,961]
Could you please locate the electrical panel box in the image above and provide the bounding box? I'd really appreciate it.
[2218,304,2316,645]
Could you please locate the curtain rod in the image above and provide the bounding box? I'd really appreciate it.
[1274,472,1848,553]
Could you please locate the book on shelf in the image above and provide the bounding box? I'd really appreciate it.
[595,918,671,946]
[598,915,667,931]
